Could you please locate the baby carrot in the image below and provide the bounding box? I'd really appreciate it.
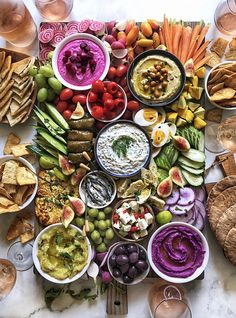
[180,26,192,64]
[172,23,182,57]
[192,40,210,62]
[186,22,202,60]
[193,23,210,54]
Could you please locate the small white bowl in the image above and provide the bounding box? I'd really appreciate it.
[52,33,110,91]
[147,222,209,284]
[32,223,92,284]
[107,242,150,285]
[205,61,236,111]
[0,155,38,211]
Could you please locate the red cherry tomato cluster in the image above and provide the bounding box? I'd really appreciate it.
[88,80,126,121]
[55,88,87,120]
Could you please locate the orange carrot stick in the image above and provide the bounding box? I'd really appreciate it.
[194,50,206,65]
[192,40,210,62]
[193,23,210,54]
[194,55,211,70]
[159,28,165,45]
[177,32,183,59]
[180,26,192,64]
[163,15,173,53]
[186,22,202,60]
[172,23,182,57]
[169,20,173,48]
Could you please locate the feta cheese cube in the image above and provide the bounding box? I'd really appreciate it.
[113,221,120,230]
[140,229,148,237]
[129,201,139,210]
[137,218,148,230]
[131,232,140,240]
[129,214,136,224]
[116,207,124,215]
[122,224,131,232]
[119,212,130,224]
[122,202,130,209]
[145,212,153,225]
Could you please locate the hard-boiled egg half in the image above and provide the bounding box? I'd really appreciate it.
[134,108,158,127]
[151,124,170,148]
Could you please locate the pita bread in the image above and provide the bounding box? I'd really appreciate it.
[16,167,35,185]
[12,78,33,98]
[14,185,28,205]
[0,79,14,100]
[1,55,11,79]
[20,57,35,77]
[206,52,221,68]
[210,83,225,96]
[225,74,236,90]
[12,74,29,85]
[1,160,18,185]
[11,99,31,116]
[208,186,236,232]
[4,184,16,194]
[0,97,12,121]
[12,57,32,75]
[210,37,229,57]
[6,216,26,240]
[16,77,31,91]
[0,187,13,200]
[20,228,34,243]
[0,51,6,71]
[215,204,236,246]
[4,133,21,155]
[207,176,236,211]
[7,109,27,127]
[0,195,15,207]
[0,203,19,214]
[0,68,14,93]
[11,143,31,157]
[223,227,236,265]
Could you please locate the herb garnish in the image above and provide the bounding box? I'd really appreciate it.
[112,136,135,158]
[59,252,72,260]
[55,233,62,245]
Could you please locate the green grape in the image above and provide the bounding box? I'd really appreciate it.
[105,228,114,240]
[91,230,100,243]
[103,238,112,245]
[98,220,107,231]
[94,220,99,228]
[75,217,85,228]
[37,88,48,102]
[46,88,56,102]
[48,77,62,93]
[39,65,54,77]
[99,230,106,237]
[35,74,47,88]
[88,221,95,232]
[88,215,94,222]
[29,65,38,76]
[105,219,111,227]
[98,211,106,220]
[47,51,54,60]
[96,242,107,253]
[95,237,102,245]
[156,210,172,226]
[104,207,112,214]
[88,208,99,218]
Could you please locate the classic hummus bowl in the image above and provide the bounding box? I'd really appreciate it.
[127,50,186,107]
[33,223,92,284]
[52,33,110,90]
[147,222,209,283]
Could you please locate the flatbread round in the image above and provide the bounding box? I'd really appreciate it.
[215,204,236,246]
[207,176,236,211]
[208,186,236,232]
[224,227,236,266]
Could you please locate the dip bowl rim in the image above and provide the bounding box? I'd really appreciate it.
[52,32,110,91]
[147,221,209,283]
[32,223,92,284]
[94,119,152,178]
[107,241,150,285]
[127,49,186,107]
[205,60,236,111]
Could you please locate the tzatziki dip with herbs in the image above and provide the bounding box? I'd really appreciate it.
[96,122,151,177]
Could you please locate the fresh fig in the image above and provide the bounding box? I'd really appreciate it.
[62,205,75,228]
[59,154,75,176]
[169,167,186,188]
[71,102,85,120]
[172,136,190,152]
[157,177,173,198]
[69,197,85,216]
[70,167,87,186]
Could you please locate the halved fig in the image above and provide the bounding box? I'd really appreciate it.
[69,197,85,216]
[157,177,173,198]
[62,205,75,228]
[172,136,190,152]
[169,167,186,188]
[70,167,87,186]
[71,102,85,120]
[59,154,75,176]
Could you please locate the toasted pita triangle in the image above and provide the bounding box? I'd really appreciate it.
[12,57,32,75]
[12,99,31,116]
[0,96,12,120]
[6,109,27,127]
[0,51,6,72]
[0,80,14,100]
[0,68,14,93]
[1,55,12,79]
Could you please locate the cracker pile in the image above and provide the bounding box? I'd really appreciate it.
[206,37,236,68]
[207,176,236,265]
[0,50,35,126]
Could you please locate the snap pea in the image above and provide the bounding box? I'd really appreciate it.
[45,102,69,130]
[36,128,67,155]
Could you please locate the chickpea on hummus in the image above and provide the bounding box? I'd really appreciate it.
[131,55,181,101]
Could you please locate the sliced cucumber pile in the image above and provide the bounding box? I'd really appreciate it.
[181,169,204,186]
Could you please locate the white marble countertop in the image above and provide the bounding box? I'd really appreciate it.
[1,0,236,317]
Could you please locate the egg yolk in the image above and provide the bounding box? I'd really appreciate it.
[143,109,157,122]
[153,130,166,145]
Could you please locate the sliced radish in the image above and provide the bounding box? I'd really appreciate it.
[50,31,65,47]
[111,41,125,50]
[106,21,116,34]
[178,187,195,205]
[192,208,204,231]
[115,20,128,31]
[166,189,179,205]
[38,28,54,43]
[169,203,194,215]
[104,34,116,44]
[78,19,91,32]
[195,199,206,220]
[39,47,52,61]
[112,48,128,59]
[163,204,169,210]
[171,208,195,223]
[192,186,206,202]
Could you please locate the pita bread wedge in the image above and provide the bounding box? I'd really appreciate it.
[12,78,33,98]
[14,185,28,205]
[12,73,29,85]
[210,83,225,96]
[0,195,15,207]
[0,97,12,121]
[1,160,18,185]
[6,216,26,240]
[0,79,14,100]
[0,203,19,214]
[20,57,35,77]
[16,77,31,91]
[16,167,36,185]
[6,109,27,127]
[20,229,34,243]
[1,55,11,79]
[11,143,31,157]
[210,88,235,101]
[206,52,221,68]
[210,37,229,57]
[215,204,236,246]
[0,68,14,93]
[9,99,20,116]
[4,184,16,194]
[224,227,236,266]
[12,57,32,75]
[0,187,13,200]
[4,132,21,155]
[225,74,236,90]
[0,51,6,71]
[208,186,236,232]
[218,99,236,107]
[208,70,222,84]
[11,99,31,116]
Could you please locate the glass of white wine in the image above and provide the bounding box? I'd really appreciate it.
[7,241,33,272]
[217,115,236,152]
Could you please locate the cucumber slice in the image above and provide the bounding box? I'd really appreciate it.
[34,139,59,158]
[179,164,204,175]
[178,156,204,169]
[45,102,69,130]
[26,145,48,157]
[181,169,204,186]
[171,150,179,166]
[197,133,205,152]
[182,148,205,163]
[36,128,67,154]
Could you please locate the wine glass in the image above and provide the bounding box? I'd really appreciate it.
[35,0,73,21]
[7,241,33,271]
[217,116,236,153]
[205,121,225,153]
[0,259,16,300]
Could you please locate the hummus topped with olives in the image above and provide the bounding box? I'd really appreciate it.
[96,122,150,176]
[131,55,181,101]
[37,226,88,280]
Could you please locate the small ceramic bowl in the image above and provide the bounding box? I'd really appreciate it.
[107,241,150,285]
[147,222,209,284]
[205,61,236,111]
[32,223,92,284]
[0,155,38,211]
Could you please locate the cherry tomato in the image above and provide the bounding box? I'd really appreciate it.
[104,99,115,110]
[56,101,68,113]
[88,91,98,103]
[120,77,127,87]
[114,91,123,99]
[92,106,104,119]
[127,100,140,112]
[114,98,125,110]
[130,226,138,232]
[72,94,86,105]
[92,80,104,93]
[63,109,72,120]
[122,109,132,119]
[116,64,128,77]
[102,92,113,102]
[106,81,118,94]
[107,66,117,80]
[68,103,76,111]
[60,88,73,101]
[113,214,119,222]
[104,109,116,120]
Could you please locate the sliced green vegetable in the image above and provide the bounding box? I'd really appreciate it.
[177,156,204,169]
[155,153,171,171]
[34,106,65,134]
[53,167,66,181]
[34,139,58,158]
[177,126,204,152]
[39,155,59,169]
[157,168,169,183]
[36,128,67,154]
[26,145,48,157]
[162,143,179,166]
[45,102,69,130]
[179,164,204,175]
[181,169,204,186]
[182,148,205,163]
